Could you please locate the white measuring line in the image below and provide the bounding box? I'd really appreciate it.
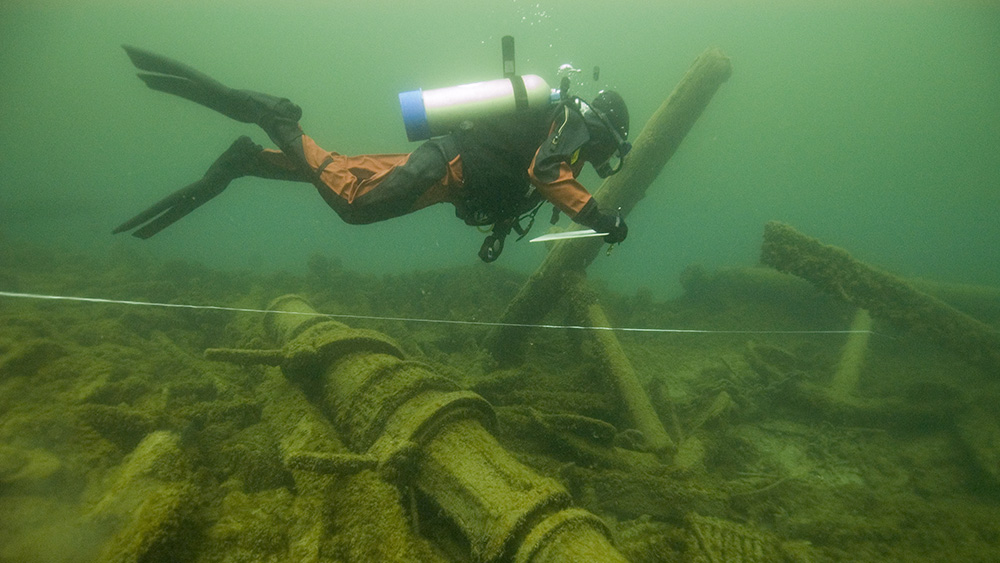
[0,290,873,335]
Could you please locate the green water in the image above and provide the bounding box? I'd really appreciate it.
[3,3,1000,561]
[1,0,997,291]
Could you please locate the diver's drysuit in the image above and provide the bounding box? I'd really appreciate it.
[113,46,626,262]
[255,103,604,259]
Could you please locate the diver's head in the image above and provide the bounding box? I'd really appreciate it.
[580,89,631,178]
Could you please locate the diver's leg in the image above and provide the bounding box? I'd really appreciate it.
[304,137,462,224]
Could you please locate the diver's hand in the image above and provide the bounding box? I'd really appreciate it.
[576,200,628,244]
[592,211,628,244]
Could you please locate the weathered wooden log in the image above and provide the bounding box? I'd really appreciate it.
[829,308,873,399]
[760,221,1000,374]
[488,47,733,364]
[568,280,675,456]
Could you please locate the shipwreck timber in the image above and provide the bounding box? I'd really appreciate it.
[209,294,630,563]
[760,221,1000,374]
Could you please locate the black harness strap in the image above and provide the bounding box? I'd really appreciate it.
[510,76,529,112]
[316,155,335,176]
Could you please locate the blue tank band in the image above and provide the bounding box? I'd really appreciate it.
[399,89,431,142]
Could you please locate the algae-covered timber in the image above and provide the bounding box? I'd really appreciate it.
[760,220,1000,374]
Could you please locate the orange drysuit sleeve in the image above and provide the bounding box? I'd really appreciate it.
[526,106,595,219]
[528,155,592,218]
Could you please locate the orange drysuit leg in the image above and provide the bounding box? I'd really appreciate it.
[255,135,463,224]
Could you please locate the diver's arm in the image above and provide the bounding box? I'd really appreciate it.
[529,160,592,218]
[528,155,628,244]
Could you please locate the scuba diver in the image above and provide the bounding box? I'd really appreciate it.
[113,43,631,262]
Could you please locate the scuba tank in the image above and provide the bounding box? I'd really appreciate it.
[399,75,557,142]
[398,35,559,142]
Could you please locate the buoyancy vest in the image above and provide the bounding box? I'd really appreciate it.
[452,106,555,226]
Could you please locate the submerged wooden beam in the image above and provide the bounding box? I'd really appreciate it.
[829,308,873,399]
[488,48,733,364]
[569,279,675,456]
[760,221,1000,374]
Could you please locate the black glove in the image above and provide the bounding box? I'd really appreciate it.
[576,200,628,244]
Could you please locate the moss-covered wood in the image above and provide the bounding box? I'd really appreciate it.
[761,221,1000,374]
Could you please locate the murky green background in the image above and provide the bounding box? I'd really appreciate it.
[3,3,1000,561]
[2,0,997,296]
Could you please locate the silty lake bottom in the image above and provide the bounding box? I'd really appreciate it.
[1,235,999,562]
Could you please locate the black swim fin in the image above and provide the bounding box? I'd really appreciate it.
[113,136,263,238]
[121,45,302,128]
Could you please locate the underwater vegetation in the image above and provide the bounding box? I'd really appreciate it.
[2,235,1000,562]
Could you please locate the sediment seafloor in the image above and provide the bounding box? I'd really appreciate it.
[2,242,999,562]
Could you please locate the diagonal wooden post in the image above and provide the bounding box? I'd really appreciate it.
[566,277,677,455]
[487,48,733,364]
